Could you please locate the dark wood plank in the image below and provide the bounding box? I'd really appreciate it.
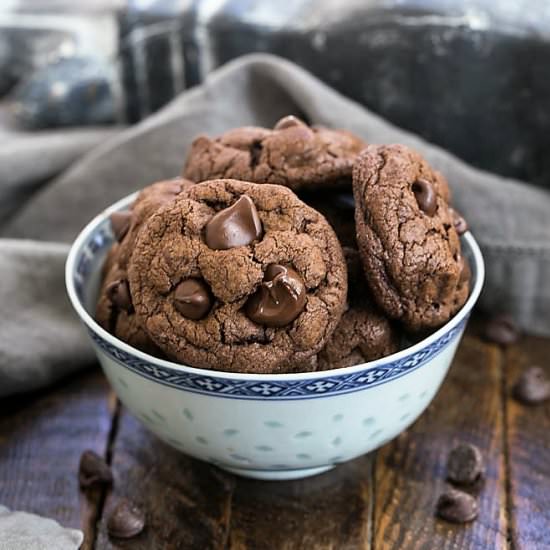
[94,407,235,549]
[227,456,373,550]
[505,334,550,549]
[373,333,509,550]
[0,368,113,547]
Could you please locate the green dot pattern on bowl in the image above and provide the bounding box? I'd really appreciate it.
[167,438,184,448]
[270,464,289,469]
[264,421,284,428]
[196,436,208,445]
[182,408,194,421]
[400,413,411,422]
[369,429,383,440]
[332,436,342,447]
[294,431,313,439]
[398,393,411,402]
[362,417,376,427]
[117,377,128,389]
[230,454,250,463]
[296,453,311,460]
[333,414,344,422]
[255,445,273,452]
[419,390,429,399]
[330,456,344,463]
[223,429,239,436]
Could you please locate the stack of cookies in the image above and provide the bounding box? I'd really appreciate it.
[96,116,470,374]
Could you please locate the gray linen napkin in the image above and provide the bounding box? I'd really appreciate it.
[1,53,549,398]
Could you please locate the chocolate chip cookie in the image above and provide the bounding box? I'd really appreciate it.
[128,178,348,373]
[183,116,365,191]
[112,177,194,270]
[353,144,470,330]
[96,178,193,352]
[96,262,162,356]
[317,248,400,370]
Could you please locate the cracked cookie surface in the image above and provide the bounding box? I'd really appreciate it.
[128,179,348,373]
[353,144,470,331]
[182,116,365,191]
[317,248,400,370]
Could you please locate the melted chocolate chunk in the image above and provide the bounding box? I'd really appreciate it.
[513,366,550,405]
[412,178,437,216]
[449,207,469,235]
[78,450,113,489]
[436,488,479,523]
[274,115,308,131]
[205,195,262,250]
[107,499,145,539]
[483,314,520,345]
[174,279,212,320]
[245,264,307,327]
[110,211,132,242]
[106,279,133,312]
[447,443,484,485]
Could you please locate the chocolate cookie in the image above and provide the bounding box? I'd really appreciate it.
[183,116,365,192]
[96,262,162,356]
[317,248,400,370]
[96,178,194,353]
[113,178,194,270]
[353,144,470,330]
[128,179,348,373]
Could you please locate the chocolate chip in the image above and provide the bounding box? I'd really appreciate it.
[174,279,212,320]
[449,207,469,235]
[483,314,520,346]
[106,279,133,313]
[447,443,484,485]
[245,264,307,327]
[110,211,132,242]
[513,366,550,405]
[412,178,437,216]
[274,115,308,130]
[436,488,479,523]
[205,195,263,250]
[78,450,113,489]
[107,499,145,539]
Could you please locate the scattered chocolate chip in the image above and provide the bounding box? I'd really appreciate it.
[78,450,113,489]
[449,207,469,235]
[447,443,484,485]
[110,211,132,242]
[106,279,133,312]
[513,366,550,405]
[107,499,145,539]
[412,178,437,216]
[483,314,520,346]
[436,488,479,523]
[174,279,213,320]
[246,264,307,327]
[205,195,263,250]
[274,115,308,130]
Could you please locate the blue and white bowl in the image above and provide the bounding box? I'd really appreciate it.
[66,193,485,480]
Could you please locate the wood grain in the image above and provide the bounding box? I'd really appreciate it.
[505,334,550,550]
[94,407,235,549]
[227,455,373,550]
[373,333,509,550]
[0,368,113,547]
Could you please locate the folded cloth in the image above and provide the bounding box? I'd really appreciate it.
[0,505,83,550]
[1,53,549,398]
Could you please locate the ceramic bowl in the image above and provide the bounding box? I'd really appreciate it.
[66,192,485,480]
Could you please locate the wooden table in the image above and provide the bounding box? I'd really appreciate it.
[1,321,549,549]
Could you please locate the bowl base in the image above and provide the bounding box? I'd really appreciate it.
[219,464,335,480]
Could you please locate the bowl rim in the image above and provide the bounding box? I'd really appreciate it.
[66,192,485,382]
